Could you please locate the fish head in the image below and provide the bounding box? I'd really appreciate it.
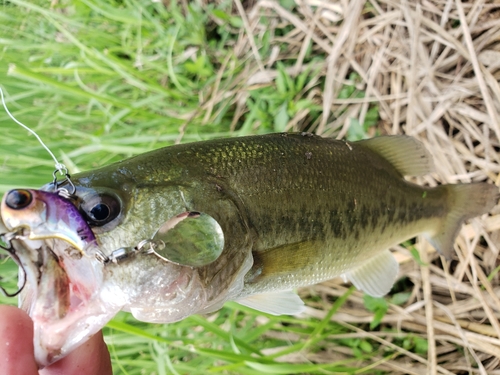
[57,167,187,254]
[57,166,250,322]
[0,159,251,367]
[0,189,122,367]
[59,169,222,317]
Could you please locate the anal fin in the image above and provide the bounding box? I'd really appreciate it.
[342,250,399,297]
[236,290,305,316]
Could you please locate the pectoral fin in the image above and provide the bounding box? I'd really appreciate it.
[236,290,305,315]
[342,250,399,297]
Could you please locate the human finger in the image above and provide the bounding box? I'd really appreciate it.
[0,304,39,375]
[40,330,112,375]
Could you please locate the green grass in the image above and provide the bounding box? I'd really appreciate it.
[0,0,248,189]
[0,1,391,374]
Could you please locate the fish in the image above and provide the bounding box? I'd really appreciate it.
[0,132,498,366]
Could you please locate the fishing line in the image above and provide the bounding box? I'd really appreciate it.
[0,87,68,176]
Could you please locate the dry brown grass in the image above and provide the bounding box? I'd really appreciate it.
[209,0,500,373]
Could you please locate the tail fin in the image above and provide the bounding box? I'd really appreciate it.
[428,183,498,259]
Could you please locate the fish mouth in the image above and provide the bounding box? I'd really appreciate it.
[9,236,121,367]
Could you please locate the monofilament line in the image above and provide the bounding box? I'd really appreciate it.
[0,87,68,175]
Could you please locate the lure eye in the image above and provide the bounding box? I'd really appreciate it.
[80,193,121,227]
[5,189,33,210]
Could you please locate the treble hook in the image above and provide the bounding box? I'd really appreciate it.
[52,168,77,197]
[0,234,27,298]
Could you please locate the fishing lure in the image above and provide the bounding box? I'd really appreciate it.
[0,232,26,297]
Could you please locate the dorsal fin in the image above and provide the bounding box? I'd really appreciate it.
[358,136,434,176]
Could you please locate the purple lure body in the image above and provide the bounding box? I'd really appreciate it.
[1,189,96,253]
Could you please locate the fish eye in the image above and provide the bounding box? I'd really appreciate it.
[81,194,121,227]
[90,203,110,221]
[5,189,33,210]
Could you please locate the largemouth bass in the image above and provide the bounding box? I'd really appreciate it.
[1,133,497,366]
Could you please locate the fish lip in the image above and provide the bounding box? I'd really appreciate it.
[9,237,123,367]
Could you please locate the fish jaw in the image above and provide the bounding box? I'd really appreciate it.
[11,237,125,367]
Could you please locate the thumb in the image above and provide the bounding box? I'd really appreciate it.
[40,331,112,375]
[0,304,39,375]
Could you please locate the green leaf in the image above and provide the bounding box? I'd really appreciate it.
[274,102,289,132]
[389,292,411,306]
[364,105,380,128]
[371,308,387,329]
[279,0,296,10]
[363,295,388,329]
[229,16,243,28]
[276,67,287,95]
[414,336,429,355]
[212,9,230,21]
[296,69,309,92]
[347,118,367,141]
[363,295,388,312]
[410,247,428,266]
[184,55,213,78]
[359,340,373,353]
[294,99,313,111]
